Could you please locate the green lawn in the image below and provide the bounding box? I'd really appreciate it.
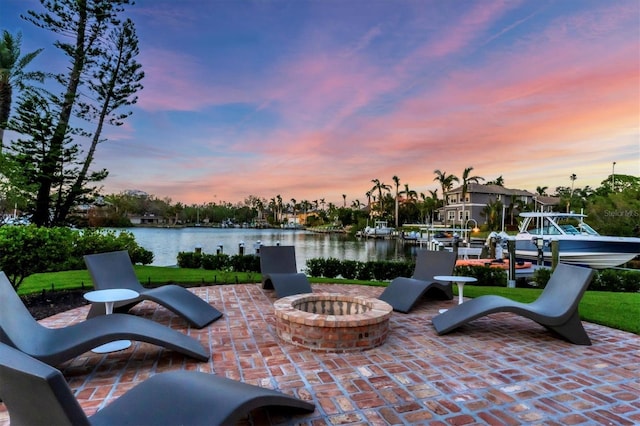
[20,267,639,335]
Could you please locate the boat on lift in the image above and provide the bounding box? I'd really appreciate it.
[515,212,640,269]
[363,220,394,238]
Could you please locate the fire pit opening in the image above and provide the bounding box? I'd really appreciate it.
[274,293,392,352]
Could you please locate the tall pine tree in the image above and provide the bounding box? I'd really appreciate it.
[5,0,143,226]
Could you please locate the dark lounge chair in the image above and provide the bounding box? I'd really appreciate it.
[0,342,315,426]
[84,250,223,328]
[0,271,209,365]
[432,263,595,345]
[378,250,457,313]
[260,245,313,298]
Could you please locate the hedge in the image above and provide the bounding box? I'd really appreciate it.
[173,249,640,293]
[0,225,153,289]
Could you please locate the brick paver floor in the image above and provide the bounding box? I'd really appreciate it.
[1,283,638,425]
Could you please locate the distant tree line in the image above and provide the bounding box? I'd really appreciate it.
[72,174,639,238]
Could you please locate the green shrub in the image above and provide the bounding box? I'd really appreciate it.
[131,247,154,265]
[229,254,260,272]
[454,265,508,286]
[301,256,638,293]
[591,269,622,291]
[0,225,73,289]
[340,260,360,279]
[366,261,385,280]
[322,257,342,278]
[530,267,552,288]
[66,228,153,269]
[356,261,374,280]
[177,251,202,268]
[619,270,640,292]
[201,253,230,270]
[0,225,154,289]
[389,261,414,279]
[305,258,324,277]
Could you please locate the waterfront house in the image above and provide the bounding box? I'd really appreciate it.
[439,184,559,230]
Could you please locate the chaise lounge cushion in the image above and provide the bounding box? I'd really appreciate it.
[378,250,456,313]
[0,342,315,426]
[260,245,313,298]
[84,250,223,328]
[0,271,209,365]
[432,263,595,345]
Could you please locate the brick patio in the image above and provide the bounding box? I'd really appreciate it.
[1,283,638,425]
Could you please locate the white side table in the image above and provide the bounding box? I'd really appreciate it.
[434,275,477,306]
[84,289,139,353]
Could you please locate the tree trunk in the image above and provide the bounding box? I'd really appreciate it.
[0,82,11,151]
[32,1,88,226]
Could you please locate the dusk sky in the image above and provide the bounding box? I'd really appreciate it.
[2,0,639,206]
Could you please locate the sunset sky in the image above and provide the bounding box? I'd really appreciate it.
[2,0,639,206]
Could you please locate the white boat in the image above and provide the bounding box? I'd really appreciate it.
[363,220,394,238]
[515,212,640,269]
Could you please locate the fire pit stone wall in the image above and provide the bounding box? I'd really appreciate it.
[274,293,392,352]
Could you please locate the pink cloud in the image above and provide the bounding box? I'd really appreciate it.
[100,2,638,205]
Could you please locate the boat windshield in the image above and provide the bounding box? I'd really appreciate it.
[519,214,601,236]
[577,222,600,236]
[560,224,580,235]
[522,216,563,235]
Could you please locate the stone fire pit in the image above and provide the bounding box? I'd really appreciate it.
[274,293,392,352]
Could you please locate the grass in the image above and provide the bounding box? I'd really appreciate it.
[20,267,639,335]
[462,286,640,335]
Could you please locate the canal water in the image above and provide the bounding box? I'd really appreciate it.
[124,227,419,271]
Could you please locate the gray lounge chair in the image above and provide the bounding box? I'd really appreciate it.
[0,271,209,365]
[432,263,595,345]
[84,250,222,328]
[260,245,313,298]
[378,250,456,313]
[0,342,315,426]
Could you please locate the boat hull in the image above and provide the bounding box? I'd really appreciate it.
[515,236,640,269]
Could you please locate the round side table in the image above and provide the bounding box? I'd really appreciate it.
[84,289,139,353]
[434,275,477,306]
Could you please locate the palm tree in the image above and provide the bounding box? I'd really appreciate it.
[300,199,310,224]
[507,194,525,226]
[342,194,346,208]
[567,174,577,212]
[486,175,504,186]
[460,166,484,226]
[290,197,297,222]
[0,30,44,149]
[370,179,391,219]
[398,183,416,223]
[279,195,285,222]
[481,199,503,231]
[433,170,459,206]
[418,190,440,224]
[536,186,548,196]
[392,175,400,228]
[269,197,277,222]
[400,184,417,203]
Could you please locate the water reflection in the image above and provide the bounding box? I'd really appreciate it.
[124,228,419,271]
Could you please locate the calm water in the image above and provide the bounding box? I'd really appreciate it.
[123,227,419,271]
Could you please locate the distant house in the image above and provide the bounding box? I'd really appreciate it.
[438,183,558,229]
[129,213,166,225]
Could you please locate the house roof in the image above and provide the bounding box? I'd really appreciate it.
[448,183,536,196]
[533,195,561,205]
